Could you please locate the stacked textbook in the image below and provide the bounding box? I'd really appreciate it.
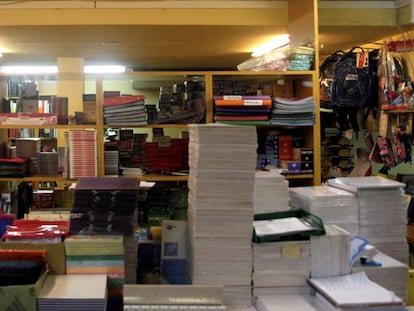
[187,124,257,308]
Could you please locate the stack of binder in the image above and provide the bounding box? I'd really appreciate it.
[254,169,290,214]
[328,176,408,264]
[37,274,108,311]
[289,186,359,236]
[187,124,257,308]
[68,130,97,178]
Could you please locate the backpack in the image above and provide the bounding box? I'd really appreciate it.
[319,50,345,104]
[331,47,378,108]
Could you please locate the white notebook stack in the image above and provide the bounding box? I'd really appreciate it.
[289,186,359,236]
[255,294,320,311]
[252,240,311,299]
[187,124,257,308]
[310,224,351,278]
[254,169,290,213]
[37,274,108,311]
[328,176,408,264]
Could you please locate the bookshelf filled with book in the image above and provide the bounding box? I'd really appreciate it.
[0,0,320,186]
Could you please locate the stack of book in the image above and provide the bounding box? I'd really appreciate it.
[213,95,272,124]
[328,176,408,264]
[187,124,257,308]
[271,96,315,126]
[37,152,59,175]
[68,130,97,178]
[103,95,147,126]
[289,186,359,236]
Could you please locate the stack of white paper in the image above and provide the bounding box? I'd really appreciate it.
[187,124,257,308]
[252,240,311,299]
[254,169,290,213]
[289,186,359,236]
[37,274,107,311]
[352,252,408,303]
[328,176,408,264]
[310,224,351,278]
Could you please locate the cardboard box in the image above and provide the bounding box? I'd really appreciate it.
[0,267,48,311]
[0,242,66,274]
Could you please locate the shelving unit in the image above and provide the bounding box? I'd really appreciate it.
[0,0,320,187]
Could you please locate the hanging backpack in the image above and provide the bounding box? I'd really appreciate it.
[319,50,345,104]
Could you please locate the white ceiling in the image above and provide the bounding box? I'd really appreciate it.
[0,0,408,71]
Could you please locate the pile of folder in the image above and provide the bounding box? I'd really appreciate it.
[187,124,257,308]
[289,185,359,236]
[103,95,147,126]
[213,95,272,124]
[328,176,408,264]
[37,274,108,311]
[68,130,97,178]
[271,96,315,126]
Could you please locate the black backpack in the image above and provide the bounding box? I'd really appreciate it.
[331,47,378,108]
[319,50,345,105]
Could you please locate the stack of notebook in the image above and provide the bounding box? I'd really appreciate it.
[64,235,124,298]
[213,95,272,123]
[289,186,359,236]
[103,95,147,126]
[328,176,408,264]
[252,240,311,299]
[187,124,257,308]
[271,96,315,126]
[68,130,97,178]
[37,274,108,311]
[104,150,119,175]
[310,224,351,278]
[254,169,290,214]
